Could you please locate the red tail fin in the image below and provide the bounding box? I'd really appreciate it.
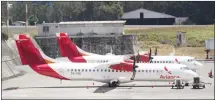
[56,32,83,58]
[15,34,47,66]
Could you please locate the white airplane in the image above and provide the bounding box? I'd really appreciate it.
[56,32,203,71]
[15,34,199,87]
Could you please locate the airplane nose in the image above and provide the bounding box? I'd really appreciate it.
[195,61,204,68]
[188,70,199,78]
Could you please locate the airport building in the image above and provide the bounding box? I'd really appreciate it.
[121,8,188,25]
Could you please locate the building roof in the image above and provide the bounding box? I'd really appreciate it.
[59,21,126,24]
[15,21,26,24]
[121,8,176,19]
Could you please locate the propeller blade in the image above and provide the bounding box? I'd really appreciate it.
[155,47,157,56]
[137,52,140,63]
[131,54,139,80]
[149,48,151,62]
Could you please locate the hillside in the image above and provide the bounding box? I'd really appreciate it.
[124,25,214,59]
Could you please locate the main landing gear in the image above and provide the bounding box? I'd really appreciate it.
[108,81,119,87]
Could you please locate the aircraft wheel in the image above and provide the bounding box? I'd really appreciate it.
[193,86,196,89]
[185,83,189,86]
[108,83,112,87]
[203,85,205,88]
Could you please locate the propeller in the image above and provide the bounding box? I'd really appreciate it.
[136,50,140,63]
[154,47,158,56]
[131,55,139,80]
[149,48,154,63]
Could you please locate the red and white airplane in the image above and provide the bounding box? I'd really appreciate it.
[56,32,203,71]
[15,34,199,87]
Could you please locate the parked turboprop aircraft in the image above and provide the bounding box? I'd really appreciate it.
[15,34,199,87]
[56,32,203,71]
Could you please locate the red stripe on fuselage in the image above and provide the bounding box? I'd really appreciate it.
[110,62,133,72]
[37,64,69,80]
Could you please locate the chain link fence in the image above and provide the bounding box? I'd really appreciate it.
[35,35,137,58]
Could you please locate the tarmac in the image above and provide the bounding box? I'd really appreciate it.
[2,61,214,99]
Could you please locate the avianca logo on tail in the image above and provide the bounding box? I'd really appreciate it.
[164,66,172,74]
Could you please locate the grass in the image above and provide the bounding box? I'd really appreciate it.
[125,25,214,47]
[125,25,214,59]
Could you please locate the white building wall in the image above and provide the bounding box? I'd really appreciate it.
[38,21,126,36]
[205,38,214,50]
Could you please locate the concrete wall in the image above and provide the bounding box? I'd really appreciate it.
[38,21,126,36]
[35,35,137,58]
[2,39,23,81]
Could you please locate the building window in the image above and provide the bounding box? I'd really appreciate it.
[43,26,49,32]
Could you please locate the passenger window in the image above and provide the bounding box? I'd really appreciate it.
[93,69,95,72]
[116,70,118,72]
[166,61,168,63]
[74,69,77,72]
[153,70,155,73]
[108,69,110,72]
[157,70,159,72]
[112,70,114,72]
[101,69,103,72]
[142,70,144,72]
[138,70,140,72]
[97,69,99,72]
[163,61,165,63]
[104,69,107,72]
[85,69,87,72]
[89,69,91,72]
[82,69,84,72]
[157,61,159,63]
[149,70,151,72]
[146,70,148,72]
[120,70,122,72]
[71,69,73,71]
